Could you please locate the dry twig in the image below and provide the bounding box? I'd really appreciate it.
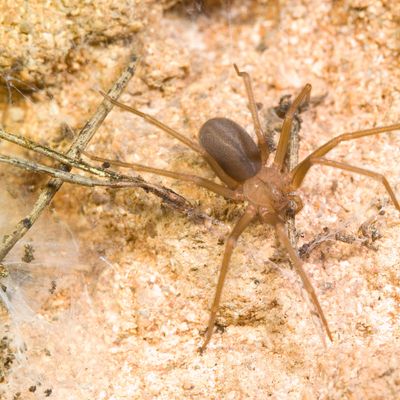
[0,127,202,216]
[0,152,199,214]
[0,54,141,262]
[0,55,215,275]
[0,55,208,270]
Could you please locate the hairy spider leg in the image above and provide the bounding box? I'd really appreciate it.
[274,84,312,170]
[99,91,239,189]
[84,152,241,200]
[200,206,257,352]
[306,158,400,210]
[274,222,333,341]
[291,123,400,188]
[233,64,269,164]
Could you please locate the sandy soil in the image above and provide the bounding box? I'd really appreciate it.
[0,1,400,399]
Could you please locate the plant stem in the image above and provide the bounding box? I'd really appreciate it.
[0,54,139,262]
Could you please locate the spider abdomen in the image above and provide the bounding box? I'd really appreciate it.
[199,117,262,182]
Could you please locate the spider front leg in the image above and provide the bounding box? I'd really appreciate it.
[291,123,400,188]
[298,157,400,210]
[274,84,312,170]
[200,206,257,352]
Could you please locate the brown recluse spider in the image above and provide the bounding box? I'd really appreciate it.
[88,64,400,352]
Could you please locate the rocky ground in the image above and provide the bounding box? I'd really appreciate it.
[0,1,399,399]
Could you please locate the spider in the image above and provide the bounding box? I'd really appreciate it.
[89,65,400,352]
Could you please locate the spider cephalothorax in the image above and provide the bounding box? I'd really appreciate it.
[242,166,297,214]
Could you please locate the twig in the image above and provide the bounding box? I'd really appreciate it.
[0,127,110,177]
[0,153,203,218]
[283,101,301,249]
[0,153,151,187]
[0,122,211,216]
[298,227,356,259]
[298,210,385,259]
[0,54,139,263]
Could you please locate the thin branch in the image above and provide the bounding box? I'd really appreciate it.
[0,154,139,186]
[0,54,139,262]
[0,124,209,215]
[0,127,109,177]
[0,152,204,219]
[285,113,301,249]
[0,154,168,188]
[298,210,385,259]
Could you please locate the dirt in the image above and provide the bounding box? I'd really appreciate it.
[0,1,399,399]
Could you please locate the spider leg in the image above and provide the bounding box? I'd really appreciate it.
[84,152,242,200]
[274,84,312,170]
[274,222,333,341]
[301,157,400,210]
[233,64,269,164]
[1,75,13,104]
[291,123,400,188]
[8,77,39,93]
[99,91,239,190]
[99,90,202,153]
[8,82,33,103]
[200,206,257,352]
